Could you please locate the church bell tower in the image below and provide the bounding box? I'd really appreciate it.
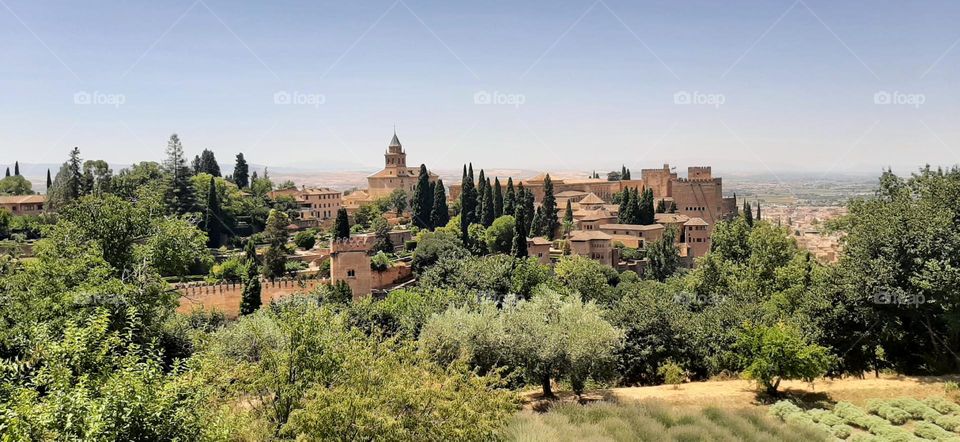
[384,131,406,168]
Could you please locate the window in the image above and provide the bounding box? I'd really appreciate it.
[347,269,356,277]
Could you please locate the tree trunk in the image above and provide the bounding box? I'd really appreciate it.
[766,379,780,396]
[541,373,554,398]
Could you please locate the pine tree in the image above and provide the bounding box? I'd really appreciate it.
[163,134,197,215]
[511,200,528,258]
[493,177,503,218]
[333,207,350,240]
[233,153,249,188]
[198,149,221,176]
[411,164,433,229]
[240,274,261,315]
[743,201,754,227]
[430,179,450,229]
[541,174,559,239]
[13,161,19,176]
[503,177,516,216]
[67,147,82,199]
[191,155,201,174]
[204,175,223,247]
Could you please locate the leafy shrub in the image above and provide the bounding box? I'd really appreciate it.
[913,421,959,441]
[831,424,854,439]
[925,397,960,415]
[293,230,316,250]
[657,361,686,388]
[865,400,911,425]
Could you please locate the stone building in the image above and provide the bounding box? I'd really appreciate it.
[567,230,619,267]
[366,132,438,200]
[0,195,45,216]
[330,237,373,299]
[527,237,552,265]
[268,187,342,221]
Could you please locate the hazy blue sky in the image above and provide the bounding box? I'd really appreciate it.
[1,0,958,174]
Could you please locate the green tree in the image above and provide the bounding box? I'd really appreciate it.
[554,255,619,304]
[136,216,212,278]
[734,322,833,395]
[163,134,197,215]
[640,188,655,225]
[485,215,516,254]
[80,159,112,195]
[541,174,559,239]
[411,230,468,274]
[459,165,474,245]
[0,175,34,195]
[333,207,350,240]
[371,216,394,253]
[262,209,290,278]
[293,230,316,250]
[240,274,262,315]
[743,200,754,227]
[564,199,573,223]
[233,152,249,188]
[203,175,224,248]
[410,164,432,228]
[618,188,633,223]
[511,201,528,258]
[503,177,516,217]
[493,177,503,218]
[388,188,407,217]
[46,168,52,189]
[198,149,221,176]
[481,178,495,227]
[530,206,545,237]
[430,179,450,229]
[646,227,680,282]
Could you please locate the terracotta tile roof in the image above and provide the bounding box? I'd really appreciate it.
[599,223,665,231]
[654,213,690,224]
[578,193,605,205]
[528,237,552,245]
[0,195,45,204]
[569,230,612,241]
[684,217,709,226]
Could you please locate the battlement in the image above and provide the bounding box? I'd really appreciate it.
[330,236,372,253]
[673,177,721,184]
[686,166,712,180]
[641,163,672,173]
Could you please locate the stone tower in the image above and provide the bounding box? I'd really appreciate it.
[384,131,406,168]
[330,237,373,300]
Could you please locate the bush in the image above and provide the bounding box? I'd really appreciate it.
[734,322,833,395]
[293,231,316,250]
[865,400,911,425]
[914,421,958,441]
[657,361,686,389]
[925,397,960,415]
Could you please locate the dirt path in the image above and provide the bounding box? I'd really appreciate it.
[610,374,959,408]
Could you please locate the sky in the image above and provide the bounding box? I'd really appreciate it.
[1,0,959,175]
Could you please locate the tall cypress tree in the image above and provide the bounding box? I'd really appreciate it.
[233,153,249,188]
[163,134,197,215]
[511,200,528,258]
[755,201,761,221]
[333,207,350,239]
[199,149,221,176]
[631,188,642,224]
[530,206,545,237]
[523,186,535,235]
[430,179,450,229]
[481,179,494,227]
[618,189,632,223]
[13,161,19,176]
[476,169,486,224]
[541,174,559,239]
[4,168,8,177]
[516,184,527,235]
[459,165,473,245]
[640,188,655,225]
[411,164,432,229]
[493,177,503,218]
[743,201,754,227]
[503,177,516,216]
[45,169,52,190]
[204,175,223,247]
[564,199,573,223]
[67,147,82,200]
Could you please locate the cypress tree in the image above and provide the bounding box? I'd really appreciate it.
[530,206,545,237]
[67,147,82,200]
[333,207,350,239]
[523,186,535,235]
[459,165,473,245]
[191,155,201,174]
[503,177,516,216]
[233,153,249,188]
[743,201,754,227]
[466,164,478,224]
[640,188,655,225]
[541,174,559,239]
[163,134,197,215]
[240,270,261,315]
[618,188,632,223]
[430,179,450,229]
[204,175,223,247]
[621,165,627,180]
[493,177,503,218]
[755,201,761,221]
[244,238,258,264]
[476,169,486,224]
[564,199,573,223]
[511,200,528,258]
[13,161,19,176]
[46,169,52,189]
[656,199,666,213]
[3,168,8,177]
[481,179,494,227]
[411,164,432,229]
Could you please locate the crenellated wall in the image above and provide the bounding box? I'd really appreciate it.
[175,277,328,319]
